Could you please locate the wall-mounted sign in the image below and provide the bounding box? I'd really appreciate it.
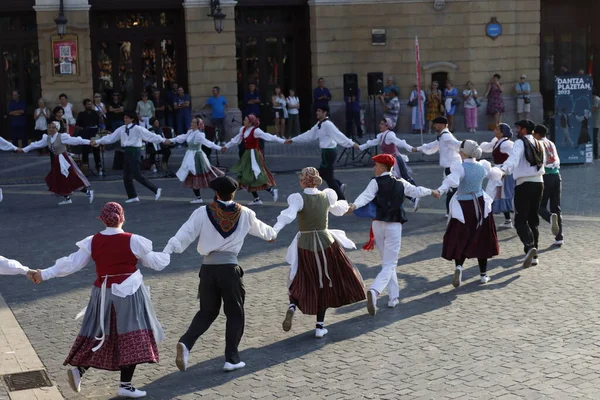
[371,29,386,46]
[51,35,79,76]
[486,17,502,40]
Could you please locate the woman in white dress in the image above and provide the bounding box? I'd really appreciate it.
[409,84,426,134]
[170,117,225,204]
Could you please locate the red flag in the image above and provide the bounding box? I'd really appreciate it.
[588,54,594,76]
[415,37,424,141]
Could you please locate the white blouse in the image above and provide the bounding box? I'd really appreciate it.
[358,131,414,153]
[0,136,17,152]
[286,96,299,115]
[40,228,170,281]
[225,126,285,149]
[23,133,90,153]
[62,102,76,125]
[171,129,222,150]
[479,137,514,162]
[0,256,29,275]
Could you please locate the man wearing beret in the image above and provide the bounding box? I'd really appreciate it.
[348,154,438,315]
[164,176,277,373]
[533,124,564,247]
[501,120,546,268]
[412,116,461,216]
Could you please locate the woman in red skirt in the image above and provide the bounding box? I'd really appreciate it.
[273,167,365,338]
[21,121,94,205]
[30,202,170,398]
[435,140,503,287]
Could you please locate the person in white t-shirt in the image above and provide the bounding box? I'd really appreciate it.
[58,93,76,130]
[515,74,531,120]
[33,98,50,140]
[286,89,300,137]
[462,81,478,133]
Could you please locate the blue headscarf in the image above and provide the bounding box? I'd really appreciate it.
[498,123,513,139]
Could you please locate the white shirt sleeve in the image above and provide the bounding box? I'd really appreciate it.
[400,179,432,198]
[500,139,514,155]
[352,179,379,209]
[171,131,191,144]
[417,139,440,155]
[324,188,349,216]
[0,137,18,151]
[247,209,277,240]
[163,208,205,254]
[479,137,498,153]
[61,134,91,146]
[40,236,93,281]
[96,129,121,145]
[438,161,465,194]
[273,193,303,233]
[194,133,222,151]
[358,135,380,151]
[501,140,524,175]
[441,133,462,152]
[552,142,561,168]
[254,128,286,144]
[23,136,48,153]
[0,256,29,275]
[326,123,354,148]
[225,129,244,149]
[291,126,318,143]
[130,234,171,271]
[480,160,504,181]
[388,135,414,152]
[140,126,166,144]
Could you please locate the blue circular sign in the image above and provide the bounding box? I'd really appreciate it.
[486,22,502,39]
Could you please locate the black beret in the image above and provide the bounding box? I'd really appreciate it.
[209,176,239,194]
[533,124,548,135]
[432,116,448,124]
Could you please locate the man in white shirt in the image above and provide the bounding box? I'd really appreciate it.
[413,116,461,215]
[93,111,171,203]
[501,120,545,268]
[285,105,360,200]
[348,154,436,315]
[164,176,276,373]
[515,74,531,120]
[534,125,563,247]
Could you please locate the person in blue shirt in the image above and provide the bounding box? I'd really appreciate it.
[8,90,27,146]
[313,77,331,112]
[344,87,363,138]
[243,83,261,118]
[202,86,229,143]
[165,82,179,129]
[174,86,192,136]
[382,76,400,103]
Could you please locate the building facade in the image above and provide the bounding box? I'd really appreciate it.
[1,0,598,140]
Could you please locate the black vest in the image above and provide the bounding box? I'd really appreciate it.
[374,175,407,223]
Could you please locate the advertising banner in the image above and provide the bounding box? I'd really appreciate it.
[554,75,594,164]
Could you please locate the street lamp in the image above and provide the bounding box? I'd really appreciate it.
[207,0,226,34]
[54,0,68,37]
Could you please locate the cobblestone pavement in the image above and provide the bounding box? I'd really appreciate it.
[0,161,599,399]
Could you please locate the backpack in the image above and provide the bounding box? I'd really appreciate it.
[522,136,544,170]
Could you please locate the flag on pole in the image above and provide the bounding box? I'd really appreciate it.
[415,36,424,144]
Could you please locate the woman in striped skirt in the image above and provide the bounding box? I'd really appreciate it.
[273,167,365,338]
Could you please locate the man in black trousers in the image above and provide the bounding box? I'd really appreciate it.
[76,99,103,175]
[163,176,277,372]
[93,111,170,202]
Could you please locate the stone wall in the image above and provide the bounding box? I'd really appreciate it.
[34,1,93,117]
[309,0,542,132]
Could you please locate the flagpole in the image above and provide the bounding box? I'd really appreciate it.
[415,36,424,146]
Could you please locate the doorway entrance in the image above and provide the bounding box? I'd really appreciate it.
[90,10,187,111]
[0,13,40,141]
[235,2,311,131]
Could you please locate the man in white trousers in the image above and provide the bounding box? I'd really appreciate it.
[348,154,438,315]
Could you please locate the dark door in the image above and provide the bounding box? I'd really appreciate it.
[90,10,186,110]
[235,4,311,130]
[0,13,40,141]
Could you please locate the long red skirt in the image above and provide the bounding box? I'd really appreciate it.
[45,154,89,196]
[442,196,500,261]
[289,242,365,315]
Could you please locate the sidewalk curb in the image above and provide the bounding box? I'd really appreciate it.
[0,292,64,400]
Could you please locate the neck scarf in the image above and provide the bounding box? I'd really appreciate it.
[206,201,243,239]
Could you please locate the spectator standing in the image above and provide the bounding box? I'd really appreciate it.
[426,81,443,134]
[107,93,125,131]
[443,81,458,132]
[380,88,400,130]
[165,82,179,128]
[136,91,155,129]
[515,74,531,120]
[76,99,103,176]
[151,90,166,127]
[592,88,600,159]
[462,81,479,133]
[202,86,228,143]
[409,84,426,134]
[344,87,362,138]
[383,76,400,103]
[243,82,261,118]
[51,106,68,133]
[34,98,50,141]
[272,85,287,138]
[313,77,331,112]
[58,93,76,133]
[92,93,107,130]
[286,89,300,137]
[174,86,192,136]
[485,73,505,127]
[8,90,27,146]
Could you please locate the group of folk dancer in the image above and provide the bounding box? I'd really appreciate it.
[0,106,564,398]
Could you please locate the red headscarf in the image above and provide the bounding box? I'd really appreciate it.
[372,154,396,167]
[247,114,260,128]
[96,202,125,227]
